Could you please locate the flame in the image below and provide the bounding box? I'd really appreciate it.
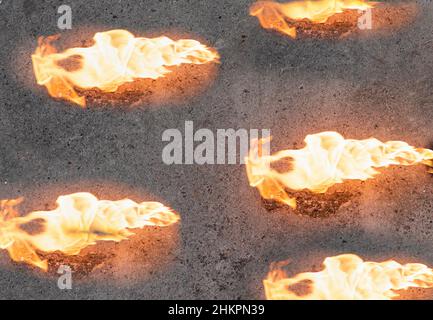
[250,0,375,38]
[264,254,433,300]
[246,132,433,209]
[31,29,219,106]
[0,192,179,271]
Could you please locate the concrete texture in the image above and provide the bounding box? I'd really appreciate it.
[0,0,433,299]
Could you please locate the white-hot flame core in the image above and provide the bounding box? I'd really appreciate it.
[250,0,375,38]
[0,192,179,271]
[264,254,433,300]
[246,132,433,208]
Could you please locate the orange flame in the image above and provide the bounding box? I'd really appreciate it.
[264,254,433,300]
[31,29,220,106]
[250,0,375,38]
[246,132,433,209]
[0,192,179,271]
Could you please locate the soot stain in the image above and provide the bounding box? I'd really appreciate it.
[262,189,359,218]
[40,251,115,279]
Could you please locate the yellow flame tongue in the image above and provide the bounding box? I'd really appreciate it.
[250,0,375,38]
[246,132,433,209]
[0,192,179,271]
[32,29,220,106]
[264,254,433,300]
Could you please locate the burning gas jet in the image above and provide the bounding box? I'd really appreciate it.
[250,0,375,38]
[32,29,220,106]
[246,132,433,209]
[264,254,433,300]
[0,192,179,271]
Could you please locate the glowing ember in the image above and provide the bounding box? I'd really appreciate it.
[264,254,433,300]
[0,192,179,271]
[32,29,219,106]
[250,0,375,38]
[246,132,433,209]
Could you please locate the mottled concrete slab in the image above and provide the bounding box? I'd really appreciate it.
[0,0,432,299]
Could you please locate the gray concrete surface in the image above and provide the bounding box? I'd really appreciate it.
[0,0,433,299]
